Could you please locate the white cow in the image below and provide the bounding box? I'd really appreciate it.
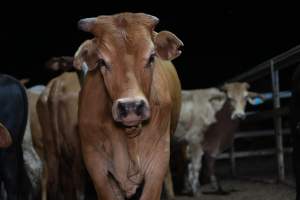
[174,87,226,196]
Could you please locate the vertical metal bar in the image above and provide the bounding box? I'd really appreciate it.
[229,142,237,177]
[270,59,285,182]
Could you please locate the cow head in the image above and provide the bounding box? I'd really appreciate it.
[0,122,12,148]
[74,13,183,127]
[45,56,74,72]
[222,82,263,120]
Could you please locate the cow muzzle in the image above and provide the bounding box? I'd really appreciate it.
[231,111,246,120]
[112,97,150,127]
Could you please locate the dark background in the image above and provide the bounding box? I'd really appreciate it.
[1,2,300,89]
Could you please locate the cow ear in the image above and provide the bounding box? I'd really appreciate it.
[0,123,12,148]
[154,31,183,60]
[73,39,98,71]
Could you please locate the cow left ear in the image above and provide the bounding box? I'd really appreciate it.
[0,122,12,148]
[73,39,98,71]
[154,31,183,60]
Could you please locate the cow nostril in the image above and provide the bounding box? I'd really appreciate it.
[118,102,128,117]
[136,100,145,116]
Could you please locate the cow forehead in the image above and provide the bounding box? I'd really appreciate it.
[93,15,155,56]
[98,34,153,59]
[226,83,248,97]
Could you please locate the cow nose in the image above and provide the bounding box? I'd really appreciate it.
[117,99,147,118]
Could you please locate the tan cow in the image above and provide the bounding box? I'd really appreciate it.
[74,12,183,200]
[21,57,78,200]
[37,71,85,200]
[167,82,263,197]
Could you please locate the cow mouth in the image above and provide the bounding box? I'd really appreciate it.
[122,121,143,138]
[122,120,142,127]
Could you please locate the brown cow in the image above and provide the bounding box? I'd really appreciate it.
[201,83,264,194]
[74,12,183,200]
[37,70,84,199]
[20,57,75,200]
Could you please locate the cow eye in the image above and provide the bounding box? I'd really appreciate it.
[146,53,155,68]
[96,59,108,69]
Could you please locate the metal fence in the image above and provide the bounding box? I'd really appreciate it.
[218,44,300,181]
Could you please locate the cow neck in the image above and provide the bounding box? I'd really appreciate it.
[89,70,144,191]
[217,99,239,124]
[76,70,86,88]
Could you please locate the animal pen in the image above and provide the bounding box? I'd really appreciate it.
[217,44,300,182]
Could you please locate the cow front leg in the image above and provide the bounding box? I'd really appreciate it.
[202,154,230,195]
[140,147,170,200]
[141,166,168,200]
[164,168,175,199]
[82,147,123,200]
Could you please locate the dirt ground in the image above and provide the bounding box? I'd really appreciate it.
[173,179,295,200]
[169,154,296,200]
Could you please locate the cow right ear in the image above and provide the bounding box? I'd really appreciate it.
[73,39,98,71]
[0,122,12,148]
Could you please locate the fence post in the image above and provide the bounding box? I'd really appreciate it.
[270,59,285,182]
[229,142,237,177]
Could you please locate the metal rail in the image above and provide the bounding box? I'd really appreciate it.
[228,44,300,82]
[224,44,300,181]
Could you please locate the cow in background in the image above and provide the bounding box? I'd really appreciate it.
[167,82,263,197]
[22,85,45,199]
[37,56,88,199]
[19,56,77,200]
[201,82,263,194]
[0,74,32,200]
[45,56,74,72]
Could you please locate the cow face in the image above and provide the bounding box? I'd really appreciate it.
[0,122,12,148]
[222,82,263,120]
[74,13,183,127]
